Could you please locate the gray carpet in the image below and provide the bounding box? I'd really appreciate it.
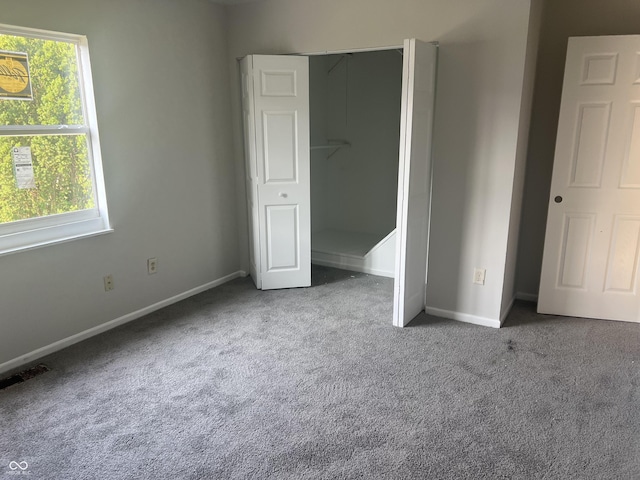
[1,265,639,479]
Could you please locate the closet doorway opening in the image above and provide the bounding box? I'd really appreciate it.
[309,49,403,279]
[240,40,437,326]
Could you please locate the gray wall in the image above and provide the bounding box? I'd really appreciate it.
[500,0,544,315]
[0,0,239,369]
[0,0,551,371]
[516,0,640,297]
[227,0,535,322]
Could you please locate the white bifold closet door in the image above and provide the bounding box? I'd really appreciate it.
[241,40,438,328]
[240,55,311,290]
[538,35,640,323]
[393,39,438,327]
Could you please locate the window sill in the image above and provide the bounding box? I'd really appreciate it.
[0,221,113,257]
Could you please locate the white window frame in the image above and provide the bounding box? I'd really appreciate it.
[0,23,111,256]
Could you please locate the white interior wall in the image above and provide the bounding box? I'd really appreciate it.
[0,0,239,370]
[500,0,544,318]
[310,56,329,234]
[326,55,348,147]
[517,0,640,298]
[227,0,534,323]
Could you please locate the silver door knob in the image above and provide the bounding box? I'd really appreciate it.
[279,192,288,198]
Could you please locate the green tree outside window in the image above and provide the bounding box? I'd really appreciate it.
[0,34,95,224]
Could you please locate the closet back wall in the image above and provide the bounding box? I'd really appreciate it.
[310,56,330,235]
[311,50,403,237]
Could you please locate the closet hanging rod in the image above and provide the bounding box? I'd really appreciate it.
[310,141,350,150]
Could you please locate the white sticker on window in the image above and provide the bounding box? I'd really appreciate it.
[12,146,35,189]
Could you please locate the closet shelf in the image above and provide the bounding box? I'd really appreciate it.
[311,142,350,150]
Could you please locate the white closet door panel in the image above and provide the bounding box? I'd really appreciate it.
[252,55,311,290]
[263,111,298,183]
[394,39,438,327]
[265,204,299,270]
[240,56,261,288]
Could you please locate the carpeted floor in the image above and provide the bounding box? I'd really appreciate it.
[1,266,639,479]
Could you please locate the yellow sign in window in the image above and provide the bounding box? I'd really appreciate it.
[0,51,32,100]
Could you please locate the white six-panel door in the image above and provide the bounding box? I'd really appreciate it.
[242,55,311,290]
[393,39,438,327]
[538,35,640,323]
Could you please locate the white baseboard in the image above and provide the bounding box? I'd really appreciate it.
[0,270,246,376]
[516,292,538,302]
[424,306,502,329]
[311,255,394,278]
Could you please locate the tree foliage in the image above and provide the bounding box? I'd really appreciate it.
[0,34,94,224]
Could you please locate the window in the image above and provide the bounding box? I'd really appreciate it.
[0,23,110,255]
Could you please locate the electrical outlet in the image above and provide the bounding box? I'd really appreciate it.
[103,274,114,291]
[147,257,158,275]
[473,268,486,285]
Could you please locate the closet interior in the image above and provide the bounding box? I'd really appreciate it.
[309,50,403,278]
